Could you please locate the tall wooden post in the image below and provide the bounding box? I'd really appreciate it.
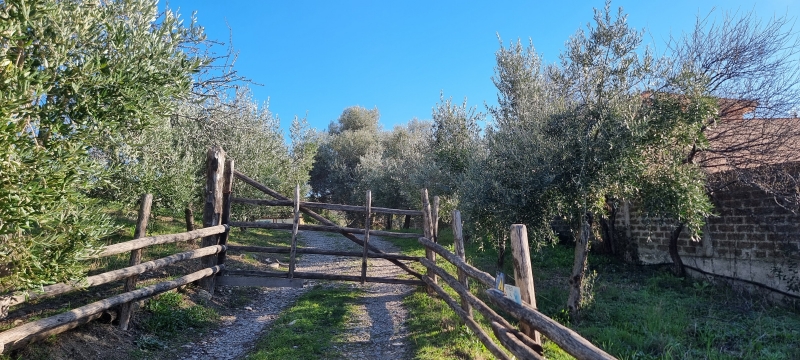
[199,147,226,294]
[119,193,152,330]
[432,196,440,243]
[184,204,195,245]
[421,189,437,294]
[452,210,472,318]
[510,224,542,350]
[289,184,300,279]
[361,190,372,284]
[217,158,234,267]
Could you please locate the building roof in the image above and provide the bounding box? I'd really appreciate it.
[697,97,800,173]
[702,117,800,173]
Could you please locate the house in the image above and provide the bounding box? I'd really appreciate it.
[619,100,800,303]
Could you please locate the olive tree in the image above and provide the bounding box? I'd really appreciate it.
[356,119,434,228]
[470,2,716,316]
[427,95,485,220]
[460,39,562,267]
[309,106,382,223]
[0,0,203,293]
[99,87,317,222]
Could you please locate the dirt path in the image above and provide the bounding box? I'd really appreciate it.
[177,231,415,360]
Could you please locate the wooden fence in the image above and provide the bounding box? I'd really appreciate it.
[0,147,239,354]
[0,146,616,359]
[416,215,616,359]
[0,194,227,353]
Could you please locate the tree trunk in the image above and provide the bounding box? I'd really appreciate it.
[669,223,686,277]
[386,214,393,230]
[403,214,411,229]
[598,217,612,254]
[598,199,617,255]
[184,205,195,245]
[567,217,591,318]
[496,232,507,268]
[184,205,194,228]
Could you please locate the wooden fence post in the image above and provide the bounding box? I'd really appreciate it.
[510,224,542,350]
[432,196,440,243]
[421,189,437,294]
[289,184,300,279]
[184,204,195,245]
[216,158,234,267]
[199,147,226,293]
[361,190,372,284]
[119,193,152,330]
[452,210,472,318]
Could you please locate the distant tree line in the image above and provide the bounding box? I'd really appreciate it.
[308,96,482,228]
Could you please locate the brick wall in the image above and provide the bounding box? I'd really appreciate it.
[619,182,800,300]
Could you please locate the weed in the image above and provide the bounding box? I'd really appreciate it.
[228,287,255,308]
[141,291,217,336]
[135,334,166,351]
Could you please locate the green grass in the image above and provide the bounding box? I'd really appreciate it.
[382,228,517,359]
[404,287,496,359]
[140,291,218,337]
[127,290,219,356]
[383,228,800,360]
[228,227,293,248]
[228,226,295,265]
[246,286,362,360]
[573,264,800,359]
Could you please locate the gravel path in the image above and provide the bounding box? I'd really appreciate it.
[177,231,415,360]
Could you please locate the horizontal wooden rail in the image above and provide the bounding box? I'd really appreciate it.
[419,275,511,360]
[227,245,420,261]
[419,257,543,354]
[94,225,227,258]
[224,270,424,286]
[6,312,105,354]
[232,197,424,216]
[8,245,226,308]
[418,237,495,288]
[490,320,545,360]
[420,258,516,328]
[0,265,224,353]
[486,289,616,360]
[230,221,422,239]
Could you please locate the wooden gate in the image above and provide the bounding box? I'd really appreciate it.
[199,147,427,290]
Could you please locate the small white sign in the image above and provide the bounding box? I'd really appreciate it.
[504,284,522,304]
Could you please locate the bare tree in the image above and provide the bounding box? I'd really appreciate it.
[662,10,800,276]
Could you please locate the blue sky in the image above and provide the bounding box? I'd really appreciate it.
[162,0,799,134]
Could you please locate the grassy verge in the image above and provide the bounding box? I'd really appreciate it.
[246,286,362,360]
[383,228,513,359]
[383,228,800,359]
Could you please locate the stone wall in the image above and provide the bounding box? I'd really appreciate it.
[619,182,800,301]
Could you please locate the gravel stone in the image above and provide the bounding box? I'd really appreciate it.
[177,230,414,360]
